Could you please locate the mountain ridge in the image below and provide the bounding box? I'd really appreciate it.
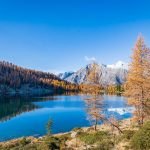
[58,61,128,86]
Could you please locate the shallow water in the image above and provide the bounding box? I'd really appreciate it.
[0,94,132,141]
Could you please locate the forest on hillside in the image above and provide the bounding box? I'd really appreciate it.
[0,61,79,96]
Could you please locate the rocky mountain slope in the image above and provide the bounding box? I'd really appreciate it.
[58,61,128,86]
[58,71,74,80]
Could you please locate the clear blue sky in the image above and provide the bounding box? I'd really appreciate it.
[0,0,150,73]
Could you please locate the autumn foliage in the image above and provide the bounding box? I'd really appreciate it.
[84,62,105,130]
[0,61,79,94]
[125,36,150,125]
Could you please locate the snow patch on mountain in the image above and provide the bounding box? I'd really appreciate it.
[107,61,129,70]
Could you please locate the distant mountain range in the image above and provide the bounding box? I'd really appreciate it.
[58,61,128,86]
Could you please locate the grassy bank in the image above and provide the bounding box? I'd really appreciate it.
[0,119,150,150]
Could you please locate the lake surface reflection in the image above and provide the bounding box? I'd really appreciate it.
[0,95,133,141]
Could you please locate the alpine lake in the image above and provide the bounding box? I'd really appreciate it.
[0,94,133,141]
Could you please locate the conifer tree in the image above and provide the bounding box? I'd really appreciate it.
[46,119,53,136]
[84,62,104,131]
[125,36,150,125]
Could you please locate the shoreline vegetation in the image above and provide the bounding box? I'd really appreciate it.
[0,118,149,150]
[0,83,124,97]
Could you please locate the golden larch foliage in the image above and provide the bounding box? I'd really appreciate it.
[125,35,150,125]
[84,62,104,130]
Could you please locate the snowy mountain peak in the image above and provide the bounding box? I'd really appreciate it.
[107,61,128,70]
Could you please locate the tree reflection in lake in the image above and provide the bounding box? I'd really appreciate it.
[0,97,37,122]
[0,96,57,122]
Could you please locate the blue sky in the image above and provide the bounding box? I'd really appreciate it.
[0,0,150,73]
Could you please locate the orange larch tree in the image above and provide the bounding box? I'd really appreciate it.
[84,62,104,131]
[125,36,150,125]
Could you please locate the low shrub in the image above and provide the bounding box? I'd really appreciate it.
[96,139,114,150]
[42,136,61,149]
[58,133,71,149]
[19,137,31,146]
[130,121,150,150]
[59,133,71,142]
[78,131,110,145]
[122,130,135,140]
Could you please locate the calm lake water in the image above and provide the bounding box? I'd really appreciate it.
[0,94,133,141]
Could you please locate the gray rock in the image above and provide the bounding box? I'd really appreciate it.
[58,62,128,86]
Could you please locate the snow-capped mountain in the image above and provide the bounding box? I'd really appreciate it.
[58,61,128,86]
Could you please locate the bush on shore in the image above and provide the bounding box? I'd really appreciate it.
[0,133,71,150]
[78,130,114,150]
[130,121,150,150]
